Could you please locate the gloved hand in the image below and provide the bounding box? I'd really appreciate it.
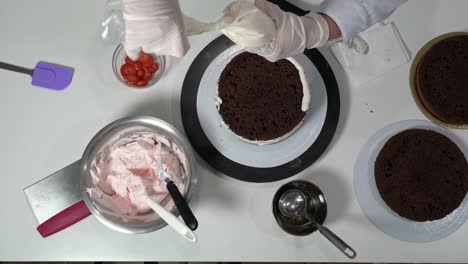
[123,0,189,60]
[246,0,329,62]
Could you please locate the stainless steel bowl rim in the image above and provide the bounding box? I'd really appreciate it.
[79,116,197,234]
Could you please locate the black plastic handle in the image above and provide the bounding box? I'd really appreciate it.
[166,181,198,231]
[0,61,34,76]
[267,0,310,16]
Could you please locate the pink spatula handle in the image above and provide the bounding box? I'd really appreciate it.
[37,200,91,238]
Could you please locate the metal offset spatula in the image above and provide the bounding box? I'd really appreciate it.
[0,61,74,90]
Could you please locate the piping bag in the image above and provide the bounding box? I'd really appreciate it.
[100,0,276,48]
[183,0,276,48]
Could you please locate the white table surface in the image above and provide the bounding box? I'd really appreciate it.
[1,0,468,262]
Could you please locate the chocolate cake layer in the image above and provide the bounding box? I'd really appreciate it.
[218,52,305,142]
[375,129,468,222]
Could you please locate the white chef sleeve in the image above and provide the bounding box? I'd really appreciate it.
[319,0,407,42]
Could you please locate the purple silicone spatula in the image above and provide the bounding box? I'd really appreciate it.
[0,61,74,90]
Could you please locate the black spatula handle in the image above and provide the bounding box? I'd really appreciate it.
[267,0,310,16]
[166,181,198,231]
[0,61,33,76]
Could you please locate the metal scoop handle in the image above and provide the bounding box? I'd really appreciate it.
[315,223,356,259]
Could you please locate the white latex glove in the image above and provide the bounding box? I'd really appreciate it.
[123,0,189,60]
[246,0,329,62]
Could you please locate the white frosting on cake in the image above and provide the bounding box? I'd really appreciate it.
[286,57,310,112]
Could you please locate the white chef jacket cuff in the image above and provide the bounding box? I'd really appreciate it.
[319,0,406,43]
[319,0,369,43]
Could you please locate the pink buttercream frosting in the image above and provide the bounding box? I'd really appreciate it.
[89,133,186,217]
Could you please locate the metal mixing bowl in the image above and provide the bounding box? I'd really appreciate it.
[80,116,197,234]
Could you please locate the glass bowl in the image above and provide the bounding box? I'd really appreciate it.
[112,44,166,89]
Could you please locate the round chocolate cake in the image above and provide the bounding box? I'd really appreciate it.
[218,52,306,143]
[417,35,468,125]
[375,129,468,222]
